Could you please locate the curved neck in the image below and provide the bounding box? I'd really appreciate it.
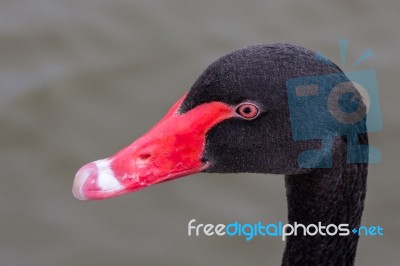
[282,164,367,266]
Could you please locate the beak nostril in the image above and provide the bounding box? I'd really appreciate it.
[136,153,152,167]
[139,153,152,160]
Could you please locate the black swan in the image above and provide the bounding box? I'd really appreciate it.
[73,44,368,265]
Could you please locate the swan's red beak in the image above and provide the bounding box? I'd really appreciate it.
[72,94,234,200]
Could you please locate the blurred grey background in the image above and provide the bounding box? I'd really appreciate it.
[1,0,399,265]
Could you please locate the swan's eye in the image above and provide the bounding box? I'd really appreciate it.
[236,103,259,120]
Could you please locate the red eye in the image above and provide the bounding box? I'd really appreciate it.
[236,103,260,120]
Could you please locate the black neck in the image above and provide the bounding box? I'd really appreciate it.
[282,136,368,266]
